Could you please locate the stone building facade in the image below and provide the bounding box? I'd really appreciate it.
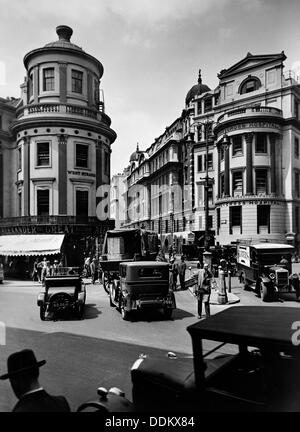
[122,51,300,253]
[0,26,116,267]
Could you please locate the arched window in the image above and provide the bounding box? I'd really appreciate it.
[239,77,261,94]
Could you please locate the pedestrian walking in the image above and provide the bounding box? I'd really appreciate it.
[0,349,70,412]
[169,257,178,291]
[90,258,98,284]
[177,255,187,290]
[289,273,300,302]
[196,263,213,319]
[84,256,91,277]
[32,259,39,282]
[40,258,48,285]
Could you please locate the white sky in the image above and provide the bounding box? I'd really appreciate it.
[1,0,300,175]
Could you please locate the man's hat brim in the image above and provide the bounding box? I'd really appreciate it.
[0,359,46,380]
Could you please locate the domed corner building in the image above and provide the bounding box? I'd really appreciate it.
[0,25,117,275]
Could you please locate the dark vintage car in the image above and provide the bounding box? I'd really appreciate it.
[37,267,86,320]
[237,243,295,301]
[130,306,300,412]
[108,261,176,320]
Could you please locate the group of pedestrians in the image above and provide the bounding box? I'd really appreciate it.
[84,256,101,284]
[157,247,187,291]
[32,258,63,284]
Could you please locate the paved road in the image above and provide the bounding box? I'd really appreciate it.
[0,274,299,412]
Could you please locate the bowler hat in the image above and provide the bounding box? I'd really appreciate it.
[0,349,46,380]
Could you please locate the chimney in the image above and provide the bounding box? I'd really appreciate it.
[56,25,73,42]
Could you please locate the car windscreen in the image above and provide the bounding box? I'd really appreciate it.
[138,268,163,278]
[258,252,291,266]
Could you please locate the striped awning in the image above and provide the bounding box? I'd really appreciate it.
[0,234,65,256]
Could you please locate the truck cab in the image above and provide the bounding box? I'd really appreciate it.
[237,243,295,301]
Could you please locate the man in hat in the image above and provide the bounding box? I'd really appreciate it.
[196,263,213,319]
[177,255,187,290]
[0,349,70,412]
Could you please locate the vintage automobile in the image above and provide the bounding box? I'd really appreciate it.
[37,267,86,320]
[131,306,300,412]
[108,261,176,320]
[0,263,3,284]
[237,243,295,301]
[100,228,159,294]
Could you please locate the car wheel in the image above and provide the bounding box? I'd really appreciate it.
[109,284,115,307]
[260,281,269,302]
[77,304,84,319]
[120,297,129,321]
[40,304,46,321]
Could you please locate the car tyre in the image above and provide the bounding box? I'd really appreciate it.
[40,304,46,321]
[120,296,130,321]
[109,284,116,307]
[260,282,269,302]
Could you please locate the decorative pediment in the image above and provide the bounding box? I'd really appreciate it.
[218,52,286,80]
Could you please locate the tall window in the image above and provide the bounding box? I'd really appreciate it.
[76,144,88,168]
[28,73,33,98]
[257,205,270,234]
[37,189,49,216]
[208,215,213,229]
[232,135,243,156]
[204,153,213,170]
[232,171,243,196]
[295,98,299,120]
[72,70,83,93]
[204,98,212,113]
[197,101,202,115]
[216,208,220,235]
[295,137,299,159]
[230,206,242,234]
[256,169,268,194]
[208,185,213,205]
[295,172,300,198]
[255,133,267,153]
[18,192,22,217]
[43,68,55,91]
[76,190,88,217]
[17,147,22,171]
[104,152,109,175]
[240,78,260,94]
[37,142,50,166]
[197,155,203,172]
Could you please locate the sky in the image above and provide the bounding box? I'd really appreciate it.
[1,0,300,176]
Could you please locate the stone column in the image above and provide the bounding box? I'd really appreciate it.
[270,134,277,195]
[59,63,68,103]
[95,140,102,208]
[0,153,3,218]
[58,134,68,214]
[33,66,39,104]
[245,133,253,195]
[217,147,221,198]
[23,137,30,216]
[224,146,230,197]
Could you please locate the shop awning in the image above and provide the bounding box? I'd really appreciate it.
[0,234,65,256]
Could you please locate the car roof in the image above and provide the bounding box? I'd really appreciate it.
[250,243,294,250]
[120,261,168,267]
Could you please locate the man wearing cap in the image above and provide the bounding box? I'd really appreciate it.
[196,263,213,319]
[0,349,70,412]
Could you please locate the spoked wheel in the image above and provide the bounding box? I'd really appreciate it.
[120,296,130,321]
[260,281,269,302]
[40,304,46,321]
[109,284,116,307]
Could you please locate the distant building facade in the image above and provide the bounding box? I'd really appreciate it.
[110,172,127,228]
[122,51,300,253]
[0,26,116,266]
